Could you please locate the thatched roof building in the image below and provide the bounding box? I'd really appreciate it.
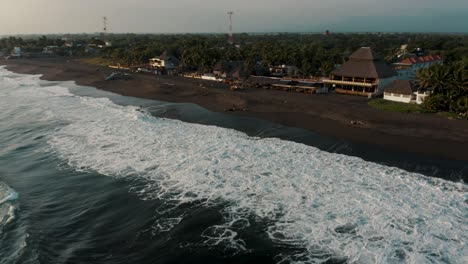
[333,47,397,79]
[383,80,423,104]
[324,47,397,96]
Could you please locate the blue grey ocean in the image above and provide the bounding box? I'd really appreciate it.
[0,66,466,263]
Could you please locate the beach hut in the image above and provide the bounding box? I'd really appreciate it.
[383,80,418,103]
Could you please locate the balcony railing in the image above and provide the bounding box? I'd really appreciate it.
[336,88,372,96]
[323,79,377,88]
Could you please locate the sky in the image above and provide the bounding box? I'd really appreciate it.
[1,0,467,34]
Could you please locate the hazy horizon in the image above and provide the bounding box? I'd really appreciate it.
[1,0,467,35]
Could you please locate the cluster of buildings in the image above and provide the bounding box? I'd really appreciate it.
[2,40,112,60]
[3,39,442,104]
[144,51,249,80]
[141,46,443,102]
[323,47,443,104]
[141,51,326,92]
[1,47,23,59]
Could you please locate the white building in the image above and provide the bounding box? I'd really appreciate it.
[149,50,179,70]
[393,55,443,79]
[384,80,429,104]
[42,46,59,54]
[10,47,22,58]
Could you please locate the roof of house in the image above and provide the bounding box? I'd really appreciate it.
[159,50,180,64]
[332,47,397,79]
[384,80,418,95]
[396,55,443,65]
[349,47,382,60]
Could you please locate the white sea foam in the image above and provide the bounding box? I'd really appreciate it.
[1,68,467,263]
[0,182,18,229]
[0,182,29,263]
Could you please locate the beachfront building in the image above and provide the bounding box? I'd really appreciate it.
[149,50,180,71]
[213,60,243,77]
[10,47,22,58]
[268,65,298,77]
[213,60,249,80]
[383,80,430,104]
[323,47,397,97]
[42,46,60,55]
[383,80,417,103]
[392,55,443,79]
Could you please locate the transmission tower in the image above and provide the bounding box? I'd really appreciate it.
[103,16,107,34]
[227,12,234,44]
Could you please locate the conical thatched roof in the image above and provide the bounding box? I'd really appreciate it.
[332,47,396,79]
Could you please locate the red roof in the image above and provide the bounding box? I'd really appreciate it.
[397,55,443,65]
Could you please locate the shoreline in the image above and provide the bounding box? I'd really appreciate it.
[2,58,468,166]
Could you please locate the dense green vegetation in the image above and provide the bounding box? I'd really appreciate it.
[415,59,468,114]
[369,97,468,118]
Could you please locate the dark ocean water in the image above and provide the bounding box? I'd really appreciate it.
[0,66,466,264]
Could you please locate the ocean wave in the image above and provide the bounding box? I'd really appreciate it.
[1,67,467,263]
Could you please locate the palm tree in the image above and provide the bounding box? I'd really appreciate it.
[446,63,468,112]
[320,61,334,77]
[430,64,450,93]
[448,63,468,93]
[415,67,432,90]
[415,64,451,94]
[300,59,313,77]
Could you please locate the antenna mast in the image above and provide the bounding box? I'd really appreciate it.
[227,11,234,44]
[103,16,107,34]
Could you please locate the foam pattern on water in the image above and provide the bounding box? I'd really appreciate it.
[1,68,467,263]
[0,182,18,230]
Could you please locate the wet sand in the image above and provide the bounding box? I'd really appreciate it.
[2,58,468,163]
